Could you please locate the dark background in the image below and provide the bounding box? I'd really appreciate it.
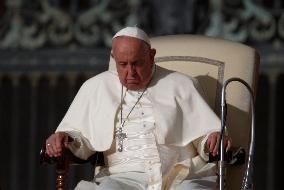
[0,0,283,189]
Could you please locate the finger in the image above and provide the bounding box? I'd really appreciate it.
[223,136,231,151]
[224,137,229,151]
[45,144,51,156]
[64,135,69,148]
[212,144,218,156]
[209,135,217,153]
[46,134,63,157]
[55,136,63,157]
[46,143,55,157]
[46,139,53,157]
[50,142,58,157]
[213,135,220,156]
[226,138,232,152]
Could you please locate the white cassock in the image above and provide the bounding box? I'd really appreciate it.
[56,66,221,190]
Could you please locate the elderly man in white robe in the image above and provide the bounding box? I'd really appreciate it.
[45,27,231,190]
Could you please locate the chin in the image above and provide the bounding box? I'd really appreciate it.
[126,84,143,91]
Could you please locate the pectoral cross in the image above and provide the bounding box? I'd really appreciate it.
[115,125,127,152]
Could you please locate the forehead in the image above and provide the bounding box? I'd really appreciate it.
[112,37,148,54]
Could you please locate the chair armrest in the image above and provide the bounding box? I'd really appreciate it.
[40,144,104,190]
[40,146,93,165]
[208,146,246,165]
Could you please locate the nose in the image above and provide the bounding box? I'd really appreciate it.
[127,64,136,76]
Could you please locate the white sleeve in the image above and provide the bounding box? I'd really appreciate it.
[64,130,96,160]
[193,134,210,162]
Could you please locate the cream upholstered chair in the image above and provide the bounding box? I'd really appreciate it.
[150,35,259,190]
[110,34,259,189]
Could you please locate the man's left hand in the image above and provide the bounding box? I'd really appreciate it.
[206,132,232,156]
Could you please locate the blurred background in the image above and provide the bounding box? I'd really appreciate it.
[0,0,283,189]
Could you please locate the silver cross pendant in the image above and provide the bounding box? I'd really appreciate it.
[115,126,127,152]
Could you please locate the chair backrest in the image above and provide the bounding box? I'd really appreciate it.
[109,34,260,190]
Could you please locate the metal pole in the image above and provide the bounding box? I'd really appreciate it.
[219,77,255,190]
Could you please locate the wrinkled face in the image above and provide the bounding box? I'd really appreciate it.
[112,37,156,91]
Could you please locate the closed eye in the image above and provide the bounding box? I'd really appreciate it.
[132,60,144,67]
[118,62,127,67]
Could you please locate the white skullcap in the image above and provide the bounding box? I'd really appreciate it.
[112,26,151,46]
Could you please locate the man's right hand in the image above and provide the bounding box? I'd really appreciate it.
[45,132,69,157]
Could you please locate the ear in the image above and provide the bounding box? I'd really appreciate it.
[150,48,156,57]
[111,50,114,58]
[150,48,156,64]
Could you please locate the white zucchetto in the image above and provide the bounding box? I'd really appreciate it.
[112,26,151,46]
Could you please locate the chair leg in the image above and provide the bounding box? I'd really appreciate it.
[56,169,67,190]
[56,157,69,190]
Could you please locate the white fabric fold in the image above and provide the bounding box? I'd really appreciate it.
[56,66,220,155]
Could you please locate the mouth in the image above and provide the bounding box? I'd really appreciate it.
[126,79,140,84]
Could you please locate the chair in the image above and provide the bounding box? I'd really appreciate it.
[149,35,259,190]
[41,34,259,190]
